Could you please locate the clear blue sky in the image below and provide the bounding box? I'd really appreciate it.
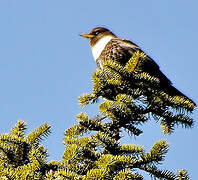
[0,0,197,179]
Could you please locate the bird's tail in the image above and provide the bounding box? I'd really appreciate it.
[164,84,196,110]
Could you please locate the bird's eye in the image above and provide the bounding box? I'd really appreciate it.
[94,31,99,35]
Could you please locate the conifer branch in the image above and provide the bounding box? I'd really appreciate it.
[25,123,51,145]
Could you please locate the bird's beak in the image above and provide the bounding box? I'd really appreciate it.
[80,33,94,38]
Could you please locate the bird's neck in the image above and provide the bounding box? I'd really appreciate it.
[91,35,114,61]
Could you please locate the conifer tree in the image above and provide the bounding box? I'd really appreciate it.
[0,51,195,179]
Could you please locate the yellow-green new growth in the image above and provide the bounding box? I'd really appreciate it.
[0,120,56,180]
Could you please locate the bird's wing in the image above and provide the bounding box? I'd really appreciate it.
[115,38,172,86]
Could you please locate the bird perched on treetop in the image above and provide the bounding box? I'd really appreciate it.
[80,27,196,106]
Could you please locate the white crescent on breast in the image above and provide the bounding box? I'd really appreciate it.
[91,35,114,61]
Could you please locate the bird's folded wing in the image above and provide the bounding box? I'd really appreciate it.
[117,38,172,86]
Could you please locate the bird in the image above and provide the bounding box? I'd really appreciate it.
[80,27,196,106]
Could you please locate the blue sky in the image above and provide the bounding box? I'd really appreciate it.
[0,0,197,179]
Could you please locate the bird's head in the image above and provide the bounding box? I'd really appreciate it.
[80,27,116,47]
